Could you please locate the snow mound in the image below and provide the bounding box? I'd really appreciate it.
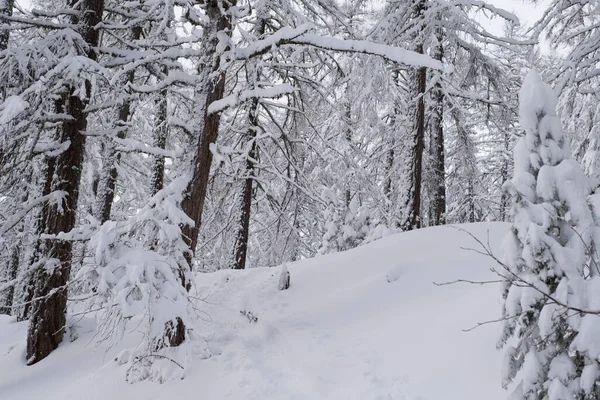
[0,222,510,400]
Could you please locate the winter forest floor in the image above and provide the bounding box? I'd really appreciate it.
[1,222,511,400]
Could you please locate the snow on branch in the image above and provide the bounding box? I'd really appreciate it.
[225,24,447,71]
[290,34,446,71]
[113,137,178,158]
[207,84,298,115]
[0,191,67,236]
[453,0,520,24]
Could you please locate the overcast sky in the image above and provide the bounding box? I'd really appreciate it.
[484,0,550,33]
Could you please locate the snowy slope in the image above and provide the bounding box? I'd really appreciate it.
[0,222,510,400]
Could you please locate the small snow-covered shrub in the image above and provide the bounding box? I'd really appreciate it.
[78,177,194,382]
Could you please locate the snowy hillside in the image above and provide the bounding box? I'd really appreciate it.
[1,222,510,400]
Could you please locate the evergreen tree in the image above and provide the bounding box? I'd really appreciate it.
[499,70,600,399]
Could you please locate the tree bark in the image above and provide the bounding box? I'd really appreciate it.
[399,56,426,231]
[26,0,104,365]
[150,87,168,195]
[0,0,12,49]
[0,0,14,98]
[232,99,258,270]
[0,244,18,315]
[181,0,235,270]
[0,0,18,315]
[429,27,446,226]
[398,0,426,231]
[20,142,57,321]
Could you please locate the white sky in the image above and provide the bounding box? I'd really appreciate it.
[483,0,550,33]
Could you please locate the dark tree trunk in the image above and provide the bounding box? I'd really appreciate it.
[0,245,19,315]
[181,0,235,271]
[26,0,104,365]
[499,129,510,221]
[384,69,400,225]
[20,146,57,322]
[150,87,168,195]
[94,27,141,223]
[231,18,265,271]
[384,143,394,204]
[399,57,426,231]
[232,99,258,270]
[344,100,352,207]
[398,0,426,231]
[0,0,17,315]
[430,27,446,226]
[0,0,14,98]
[0,0,13,49]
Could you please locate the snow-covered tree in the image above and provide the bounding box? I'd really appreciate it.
[499,70,600,399]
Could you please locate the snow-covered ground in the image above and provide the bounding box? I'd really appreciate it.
[1,222,510,400]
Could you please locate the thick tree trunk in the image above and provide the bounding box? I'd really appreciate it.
[181,0,234,270]
[429,28,446,226]
[399,57,426,231]
[20,147,57,322]
[398,0,426,231]
[150,87,168,195]
[26,0,104,365]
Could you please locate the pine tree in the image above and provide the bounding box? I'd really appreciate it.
[499,70,600,399]
[23,0,105,365]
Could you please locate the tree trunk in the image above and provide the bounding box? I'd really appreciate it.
[398,0,426,231]
[430,27,446,226]
[231,18,265,271]
[0,0,12,49]
[20,146,57,322]
[150,87,168,195]
[399,57,426,231]
[232,99,258,270]
[94,27,141,223]
[181,0,235,270]
[26,0,104,365]
[0,244,19,315]
[0,0,14,98]
[0,0,18,315]
[499,129,510,221]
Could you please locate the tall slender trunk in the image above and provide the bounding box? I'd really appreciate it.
[468,179,476,223]
[499,129,510,221]
[0,0,14,98]
[0,245,18,315]
[26,0,104,365]
[232,99,258,270]
[94,27,141,223]
[150,87,168,195]
[430,27,445,226]
[181,0,235,271]
[0,0,17,315]
[231,18,265,270]
[344,99,352,207]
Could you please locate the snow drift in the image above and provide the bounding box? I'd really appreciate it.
[1,222,509,400]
